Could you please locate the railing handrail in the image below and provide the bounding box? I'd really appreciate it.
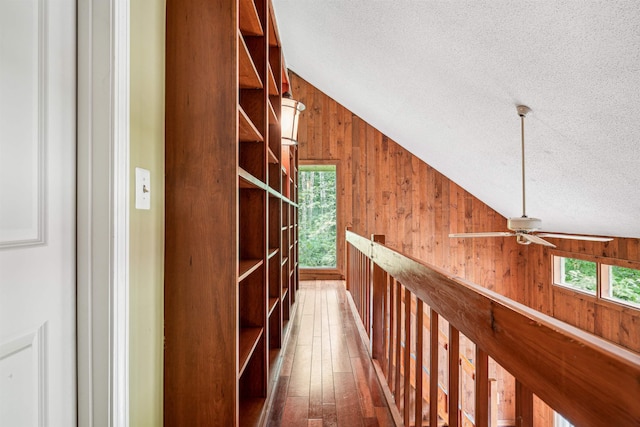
[346,230,640,427]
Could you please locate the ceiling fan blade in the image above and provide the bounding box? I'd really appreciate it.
[521,234,556,247]
[537,233,613,242]
[449,232,514,238]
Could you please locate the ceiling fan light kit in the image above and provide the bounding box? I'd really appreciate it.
[449,105,613,247]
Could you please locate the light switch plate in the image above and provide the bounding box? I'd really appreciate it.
[135,167,151,210]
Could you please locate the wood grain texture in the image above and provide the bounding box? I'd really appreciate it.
[164,0,238,425]
[515,380,533,427]
[292,72,522,303]
[347,231,640,427]
[528,244,640,353]
[267,281,394,426]
[475,348,489,427]
[165,0,293,424]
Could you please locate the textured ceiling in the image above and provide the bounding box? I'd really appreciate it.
[273,1,640,239]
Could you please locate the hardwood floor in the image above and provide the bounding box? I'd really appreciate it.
[267,280,396,427]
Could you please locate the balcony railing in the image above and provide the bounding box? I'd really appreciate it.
[345,230,640,427]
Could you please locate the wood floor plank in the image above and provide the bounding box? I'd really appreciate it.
[321,290,336,404]
[288,344,312,397]
[282,396,310,426]
[309,336,323,418]
[303,286,316,315]
[314,286,323,337]
[323,404,338,427]
[298,314,315,346]
[328,289,353,373]
[334,372,365,427]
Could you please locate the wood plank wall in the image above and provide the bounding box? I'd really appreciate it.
[291,72,640,355]
[291,72,524,300]
[528,242,640,353]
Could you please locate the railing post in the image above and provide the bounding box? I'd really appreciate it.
[415,300,424,427]
[475,347,490,427]
[404,288,412,425]
[345,226,352,291]
[490,379,498,427]
[429,310,439,427]
[371,234,385,361]
[395,281,402,409]
[515,380,534,427]
[448,325,460,427]
[387,278,396,389]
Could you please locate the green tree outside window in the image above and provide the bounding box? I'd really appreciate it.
[299,165,337,268]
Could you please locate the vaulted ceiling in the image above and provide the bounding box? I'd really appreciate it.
[273,1,640,239]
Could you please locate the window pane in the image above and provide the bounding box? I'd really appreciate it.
[299,165,337,268]
[557,257,596,295]
[606,265,640,307]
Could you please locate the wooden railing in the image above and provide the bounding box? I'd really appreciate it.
[345,230,640,427]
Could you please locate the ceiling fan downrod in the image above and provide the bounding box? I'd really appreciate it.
[517,105,531,218]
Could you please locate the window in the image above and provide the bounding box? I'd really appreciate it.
[299,165,337,268]
[602,264,640,307]
[553,256,597,295]
[553,254,640,308]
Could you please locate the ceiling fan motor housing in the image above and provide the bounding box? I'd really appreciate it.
[507,217,542,232]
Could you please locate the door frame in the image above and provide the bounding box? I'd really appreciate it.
[77,0,130,425]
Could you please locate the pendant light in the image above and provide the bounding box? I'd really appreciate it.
[281,92,305,146]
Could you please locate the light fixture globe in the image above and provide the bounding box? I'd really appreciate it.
[281,93,305,146]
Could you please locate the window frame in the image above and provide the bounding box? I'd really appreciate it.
[298,160,342,279]
[552,255,598,297]
[551,249,640,310]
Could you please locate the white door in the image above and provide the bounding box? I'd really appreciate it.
[0,0,77,425]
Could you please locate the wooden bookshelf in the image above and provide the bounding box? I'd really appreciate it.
[164,0,298,425]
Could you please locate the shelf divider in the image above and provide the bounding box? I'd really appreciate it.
[239,0,263,36]
[238,31,263,89]
[238,327,264,377]
[238,259,263,282]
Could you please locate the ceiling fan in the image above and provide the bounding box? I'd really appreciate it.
[449,105,613,248]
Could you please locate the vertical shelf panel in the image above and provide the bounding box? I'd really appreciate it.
[164,0,240,425]
[238,0,271,424]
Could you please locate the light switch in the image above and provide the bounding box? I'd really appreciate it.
[135,167,151,210]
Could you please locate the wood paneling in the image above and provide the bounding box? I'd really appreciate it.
[293,71,640,426]
[528,241,640,353]
[291,73,522,299]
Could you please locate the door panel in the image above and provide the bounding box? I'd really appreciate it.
[0,0,76,425]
